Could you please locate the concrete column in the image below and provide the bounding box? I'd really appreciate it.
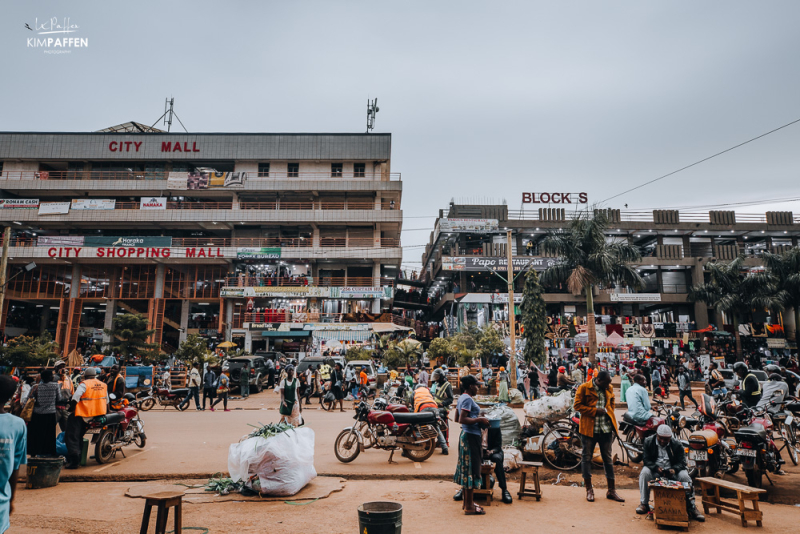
[374,223,381,248]
[179,299,190,343]
[312,226,320,248]
[103,300,117,343]
[375,191,382,210]
[69,264,81,298]
[245,330,253,353]
[691,259,709,330]
[784,308,797,342]
[656,267,663,293]
[225,300,234,341]
[154,264,165,298]
[39,306,51,335]
[372,261,382,313]
[682,236,691,258]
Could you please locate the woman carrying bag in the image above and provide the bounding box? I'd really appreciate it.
[278,365,302,426]
[211,370,231,412]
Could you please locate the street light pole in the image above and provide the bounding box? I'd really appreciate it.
[0,226,10,336]
[506,229,517,389]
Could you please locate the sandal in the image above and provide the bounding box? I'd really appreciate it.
[465,504,485,515]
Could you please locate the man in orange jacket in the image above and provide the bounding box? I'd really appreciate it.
[413,385,448,455]
[573,370,625,503]
[65,367,108,469]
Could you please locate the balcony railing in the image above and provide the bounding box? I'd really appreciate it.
[503,209,799,225]
[0,170,402,182]
[7,200,395,212]
[3,236,401,249]
[225,276,394,288]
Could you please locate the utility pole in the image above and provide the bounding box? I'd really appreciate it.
[506,229,517,389]
[0,226,11,337]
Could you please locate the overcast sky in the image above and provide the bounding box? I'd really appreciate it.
[3,1,800,268]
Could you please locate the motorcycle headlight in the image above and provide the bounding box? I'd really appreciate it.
[679,416,687,428]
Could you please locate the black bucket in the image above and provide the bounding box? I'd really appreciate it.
[26,457,64,489]
[357,502,402,534]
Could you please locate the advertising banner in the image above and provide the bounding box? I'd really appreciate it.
[38,235,85,247]
[0,199,39,209]
[37,202,71,215]
[441,256,559,272]
[247,286,329,298]
[236,247,281,259]
[220,287,245,298]
[83,236,173,247]
[609,293,662,302]
[331,286,389,299]
[167,171,189,189]
[71,199,116,210]
[438,218,499,233]
[139,197,168,210]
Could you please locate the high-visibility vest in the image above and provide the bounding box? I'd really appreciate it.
[744,373,762,397]
[433,381,452,405]
[60,376,74,395]
[75,378,108,418]
[414,387,437,413]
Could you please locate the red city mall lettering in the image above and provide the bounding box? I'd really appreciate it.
[185,247,223,258]
[48,247,82,258]
[161,141,200,153]
[522,192,587,204]
[108,141,142,152]
[97,247,171,258]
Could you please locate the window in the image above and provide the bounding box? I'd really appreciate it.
[258,162,270,178]
[331,163,343,178]
[288,163,299,178]
[354,162,365,178]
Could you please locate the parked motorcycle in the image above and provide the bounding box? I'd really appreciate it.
[686,394,740,479]
[136,386,189,411]
[764,398,798,466]
[334,401,439,463]
[85,393,147,464]
[733,405,785,490]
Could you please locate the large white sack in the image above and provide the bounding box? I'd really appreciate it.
[523,390,572,423]
[228,427,317,496]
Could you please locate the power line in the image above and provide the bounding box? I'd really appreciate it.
[600,116,800,204]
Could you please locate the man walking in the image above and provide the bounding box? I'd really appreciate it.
[202,365,217,410]
[636,425,704,522]
[240,360,251,399]
[677,366,699,410]
[573,370,625,503]
[417,366,429,388]
[180,362,203,410]
[265,357,276,389]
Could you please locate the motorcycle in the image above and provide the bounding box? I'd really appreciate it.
[733,405,785,490]
[334,401,439,463]
[85,393,147,464]
[686,394,740,479]
[372,396,449,448]
[764,398,798,467]
[136,386,189,411]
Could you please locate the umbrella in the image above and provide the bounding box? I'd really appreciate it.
[606,332,625,346]
[217,341,237,349]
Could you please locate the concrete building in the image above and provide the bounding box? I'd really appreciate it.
[0,125,402,357]
[419,203,798,360]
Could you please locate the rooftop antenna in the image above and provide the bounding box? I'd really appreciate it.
[150,97,189,132]
[366,98,379,133]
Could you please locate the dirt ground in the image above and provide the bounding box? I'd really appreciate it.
[10,386,800,533]
[10,478,800,534]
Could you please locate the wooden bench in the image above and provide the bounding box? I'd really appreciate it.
[473,463,495,502]
[517,460,542,501]
[139,489,184,534]
[696,477,766,528]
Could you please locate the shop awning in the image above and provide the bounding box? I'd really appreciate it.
[371,323,413,333]
[314,330,373,342]
[261,331,311,338]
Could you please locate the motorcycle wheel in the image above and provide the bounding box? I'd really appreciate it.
[95,430,116,464]
[139,398,156,411]
[626,432,644,463]
[135,433,147,448]
[334,429,361,463]
[725,458,740,475]
[541,427,583,471]
[405,438,436,462]
[176,402,189,412]
[356,421,376,449]
[322,397,334,412]
[785,424,798,466]
[745,467,762,489]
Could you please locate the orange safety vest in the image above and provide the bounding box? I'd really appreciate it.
[60,376,74,395]
[75,378,108,418]
[414,387,437,413]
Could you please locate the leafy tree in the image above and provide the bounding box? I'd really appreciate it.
[345,347,374,362]
[689,255,784,359]
[762,247,800,340]
[476,325,504,364]
[175,334,216,368]
[102,313,157,364]
[426,337,451,367]
[521,269,548,366]
[540,210,642,362]
[449,336,477,367]
[0,333,60,368]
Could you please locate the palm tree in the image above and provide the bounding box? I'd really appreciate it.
[762,247,800,342]
[540,211,643,363]
[689,255,785,359]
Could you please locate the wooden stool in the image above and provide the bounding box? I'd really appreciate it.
[139,490,185,534]
[473,463,495,502]
[696,477,766,528]
[517,460,542,501]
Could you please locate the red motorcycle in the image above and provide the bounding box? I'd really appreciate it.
[334,401,439,463]
[686,394,740,478]
[136,386,189,411]
[85,393,147,464]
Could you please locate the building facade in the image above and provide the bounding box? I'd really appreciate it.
[0,126,402,357]
[419,203,799,360]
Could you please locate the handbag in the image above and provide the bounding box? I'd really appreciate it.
[21,387,37,422]
[216,376,229,395]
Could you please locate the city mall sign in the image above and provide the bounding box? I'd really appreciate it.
[522,192,587,204]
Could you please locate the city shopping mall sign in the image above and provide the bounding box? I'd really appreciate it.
[522,192,587,204]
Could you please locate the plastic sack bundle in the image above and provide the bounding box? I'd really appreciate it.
[228,426,316,496]
[485,404,521,447]
[523,389,572,424]
[507,388,524,405]
[502,447,522,471]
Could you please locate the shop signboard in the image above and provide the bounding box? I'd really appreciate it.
[438,218,499,234]
[236,247,281,259]
[220,287,245,298]
[243,286,329,298]
[139,197,168,210]
[0,198,39,209]
[609,293,662,302]
[38,202,70,215]
[247,323,281,331]
[38,235,84,246]
[83,236,173,247]
[331,286,389,299]
[167,171,189,189]
[767,338,786,349]
[442,256,559,272]
[71,198,116,210]
[303,323,371,331]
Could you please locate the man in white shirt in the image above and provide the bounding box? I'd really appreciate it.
[179,362,203,411]
[161,367,172,389]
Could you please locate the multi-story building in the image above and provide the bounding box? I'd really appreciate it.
[419,203,799,360]
[0,123,402,357]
